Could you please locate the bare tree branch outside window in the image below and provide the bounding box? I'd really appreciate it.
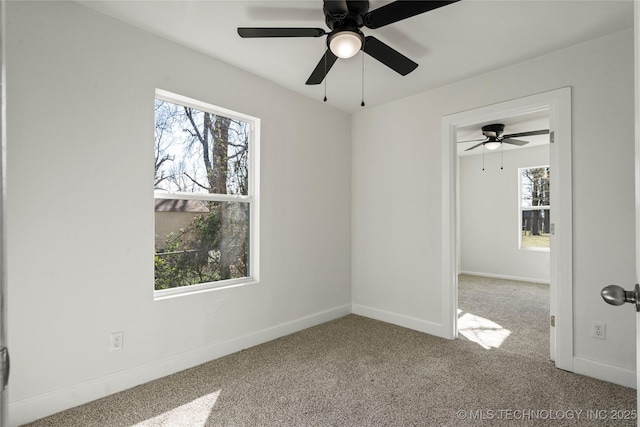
[521,166,550,248]
[154,99,251,290]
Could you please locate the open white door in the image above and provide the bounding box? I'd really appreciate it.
[604,0,640,402]
[0,1,8,425]
[635,1,640,409]
[602,0,640,407]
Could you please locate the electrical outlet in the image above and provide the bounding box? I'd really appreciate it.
[110,331,124,351]
[593,322,606,340]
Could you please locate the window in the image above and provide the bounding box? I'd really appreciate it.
[153,89,259,297]
[519,166,550,250]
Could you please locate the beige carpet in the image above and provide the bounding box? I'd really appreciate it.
[24,311,635,426]
[458,274,549,360]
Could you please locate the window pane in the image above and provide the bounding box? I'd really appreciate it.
[521,208,550,248]
[154,200,250,290]
[154,99,250,196]
[520,166,550,207]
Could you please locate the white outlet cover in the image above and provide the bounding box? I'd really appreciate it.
[592,323,606,340]
[110,331,124,351]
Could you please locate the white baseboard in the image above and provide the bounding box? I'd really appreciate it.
[11,304,634,426]
[353,305,636,389]
[459,270,550,285]
[572,357,636,389]
[351,303,447,339]
[9,304,352,427]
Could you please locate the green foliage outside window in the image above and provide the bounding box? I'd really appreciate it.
[154,96,251,290]
[520,166,550,249]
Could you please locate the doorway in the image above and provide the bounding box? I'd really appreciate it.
[456,110,551,357]
[441,88,573,371]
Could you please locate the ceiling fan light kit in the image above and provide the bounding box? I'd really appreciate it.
[237,0,460,104]
[484,138,501,150]
[328,30,364,58]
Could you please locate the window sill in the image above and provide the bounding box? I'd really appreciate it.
[519,247,550,252]
[154,277,259,301]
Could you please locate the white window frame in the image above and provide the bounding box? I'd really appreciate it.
[518,165,550,252]
[153,89,260,300]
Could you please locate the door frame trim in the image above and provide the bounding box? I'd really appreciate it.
[441,88,573,371]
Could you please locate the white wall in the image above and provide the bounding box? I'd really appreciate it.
[459,145,550,283]
[352,29,636,381]
[6,2,351,424]
[5,2,637,424]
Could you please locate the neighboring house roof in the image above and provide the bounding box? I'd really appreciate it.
[155,198,209,213]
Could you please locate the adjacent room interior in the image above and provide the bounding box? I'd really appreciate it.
[457,112,551,356]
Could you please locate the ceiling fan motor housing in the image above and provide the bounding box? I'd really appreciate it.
[481,123,505,138]
[324,1,369,30]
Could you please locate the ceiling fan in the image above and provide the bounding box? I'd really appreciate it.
[237,0,459,85]
[458,124,550,152]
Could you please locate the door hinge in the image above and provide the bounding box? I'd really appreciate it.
[550,223,555,235]
[550,131,555,143]
[550,315,556,327]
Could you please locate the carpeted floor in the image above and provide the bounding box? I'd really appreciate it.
[24,278,635,426]
[458,274,549,360]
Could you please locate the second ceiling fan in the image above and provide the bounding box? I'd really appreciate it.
[459,123,550,152]
[237,0,460,85]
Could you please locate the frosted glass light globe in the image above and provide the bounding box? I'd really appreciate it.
[329,32,363,59]
[484,141,501,150]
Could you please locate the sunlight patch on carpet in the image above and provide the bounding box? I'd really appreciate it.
[458,312,511,349]
[133,390,221,426]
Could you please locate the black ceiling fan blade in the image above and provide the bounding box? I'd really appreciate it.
[464,142,486,152]
[323,0,349,16]
[237,27,326,38]
[306,49,339,85]
[363,36,418,76]
[501,138,529,146]
[503,129,550,139]
[364,0,460,29]
[457,138,486,144]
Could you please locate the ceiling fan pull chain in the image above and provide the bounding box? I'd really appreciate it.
[482,146,485,171]
[361,51,366,107]
[324,51,328,102]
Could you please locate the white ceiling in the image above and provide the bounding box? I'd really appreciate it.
[77,0,633,113]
